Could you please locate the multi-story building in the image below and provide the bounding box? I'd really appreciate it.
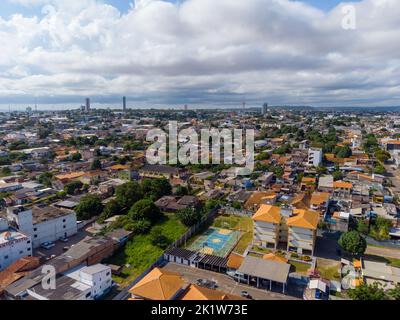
[308,148,323,167]
[0,217,32,271]
[6,205,77,248]
[25,264,112,300]
[252,204,319,256]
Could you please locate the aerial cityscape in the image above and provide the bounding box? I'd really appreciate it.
[0,0,400,311]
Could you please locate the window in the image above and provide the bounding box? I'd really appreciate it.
[19,250,23,254]
[27,240,31,244]
[85,292,91,298]
[5,255,8,259]
[34,235,37,238]
[27,248,31,251]
[63,225,66,229]
[63,219,66,223]
[33,228,37,232]
[106,272,110,276]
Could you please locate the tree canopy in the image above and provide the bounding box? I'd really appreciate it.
[75,195,104,220]
[338,231,367,256]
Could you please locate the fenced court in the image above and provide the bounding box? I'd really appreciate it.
[187,227,241,258]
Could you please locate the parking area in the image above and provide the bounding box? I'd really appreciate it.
[162,262,300,300]
[33,229,91,261]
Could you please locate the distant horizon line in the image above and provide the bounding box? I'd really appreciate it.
[1,103,400,112]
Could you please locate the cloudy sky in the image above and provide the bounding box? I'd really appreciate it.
[0,0,399,109]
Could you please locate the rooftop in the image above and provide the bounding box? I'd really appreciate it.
[238,256,290,284]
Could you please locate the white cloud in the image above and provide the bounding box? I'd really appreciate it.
[0,0,399,107]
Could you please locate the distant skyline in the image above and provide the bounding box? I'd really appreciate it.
[0,0,399,107]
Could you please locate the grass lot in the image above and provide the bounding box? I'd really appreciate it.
[316,259,341,281]
[290,261,310,274]
[105,213,187,288]
[250,246,271,254]
[212,214,253,255]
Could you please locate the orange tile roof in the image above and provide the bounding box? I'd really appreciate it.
[55,171,86,181]
[262,253,288,264]
[180,284,244,300]
[252,204,281,224]
[291,193,311,209]
[286,209,319,230]
[301,177,316,184]
[109,164,129,171]
[128,268,185,300]
[333,181,353,189]
[387,140,400,145]
[227,252,245,269]
[0,257,40,289]
[310,192,330,206]
[245,191,277,209]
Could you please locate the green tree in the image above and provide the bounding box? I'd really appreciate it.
[375,149,391,163]
[149,226,171,249]
[128,199,162,223]
[231,201,242,210]
[98,199,121,223]
[38,172,53,188]
[71,152,82,162]
[175,185,189,196]
[123,219,152,234]
[90,159,102,170]
[388,284,400,300]
[177,208,202,227]
[370,216,392,240]
[348,282,388,300]
[332,171,343,181]
[338,231,367,256]
[374,164,386,175]
[64,181,83,195]
[357,220,369,235]
[75,195,104,220]
[334,145,352,158]
[141,178,172,200]
[115,181,143,209]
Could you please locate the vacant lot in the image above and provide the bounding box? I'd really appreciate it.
[316,258,341,281]
[106,214,187,288]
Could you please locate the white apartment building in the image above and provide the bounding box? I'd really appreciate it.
[26,264,112,300]
[78,264,113,299]
[252,204,319,256]
[6,205,77,248]
[0,217,32,270]
[308,148,323,167]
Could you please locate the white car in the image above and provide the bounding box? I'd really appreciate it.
[41,242,55,250]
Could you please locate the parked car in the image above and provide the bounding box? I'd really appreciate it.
[197,279,217,289]
[62,246,70,251]
[59,237,69,243]
[240,291,253,299]
[41,242,55,250]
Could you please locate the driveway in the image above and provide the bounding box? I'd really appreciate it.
[162,262,300,300]
[314,232,341,261]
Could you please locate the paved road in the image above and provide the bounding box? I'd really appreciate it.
[366,245,400,260]
[163,262,300,300]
